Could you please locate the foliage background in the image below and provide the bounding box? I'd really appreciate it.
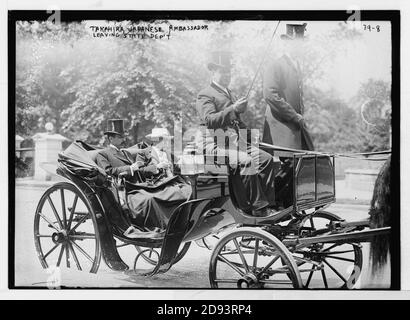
[15,20,391,151]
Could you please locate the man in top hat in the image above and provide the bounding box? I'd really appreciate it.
[95,119,191,238]
[262,23,314,156]
[195,51,278,216]
[262,23,314,207]
[95,119,156,179]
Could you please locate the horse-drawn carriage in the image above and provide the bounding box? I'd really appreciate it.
[34,140,391,288]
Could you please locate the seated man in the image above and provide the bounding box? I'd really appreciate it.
[195,50,278,216]
[95,119,191,238]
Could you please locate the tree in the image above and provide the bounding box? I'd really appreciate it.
[304,86,364,152]
[16,21,88,137]
[15,20,388,154]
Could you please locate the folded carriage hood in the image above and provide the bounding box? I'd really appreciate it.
[58,140,107,177]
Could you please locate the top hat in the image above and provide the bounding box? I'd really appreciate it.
[104,119,127,136]
[146,127,173,140]
[207,50,232,71]
[280,23,307,40]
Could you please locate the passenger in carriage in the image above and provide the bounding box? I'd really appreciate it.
[95,119,191,239]
[195,50,279,217]
[145,127,174,178]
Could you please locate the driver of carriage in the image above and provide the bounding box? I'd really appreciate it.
[195,50,280,217]
[95,119,191,239]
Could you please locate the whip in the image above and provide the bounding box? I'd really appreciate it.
[245,20,281,98]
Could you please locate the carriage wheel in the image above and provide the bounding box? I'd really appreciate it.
[34,182,101,273]
[294,210,363,289]
[209,227,302,288]
[134,242,191,266]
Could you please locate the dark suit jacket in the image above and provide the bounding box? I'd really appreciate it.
[95,145,157,181]
[196,82,245,129]
[196,82,246,151]
[262,55,313,156]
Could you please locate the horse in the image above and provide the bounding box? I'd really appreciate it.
[368,155,391,275]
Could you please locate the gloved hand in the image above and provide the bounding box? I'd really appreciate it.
[233,97,248,114]
[130,161,144,176]
[156,161,171,170]
[297,116,306,129]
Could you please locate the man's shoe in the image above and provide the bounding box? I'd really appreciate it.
[123,226,164,239]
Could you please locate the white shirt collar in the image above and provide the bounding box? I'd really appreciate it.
[109,144,120,152]
[212,81,229,94]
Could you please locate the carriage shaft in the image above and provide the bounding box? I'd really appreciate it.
[283,227,391,249]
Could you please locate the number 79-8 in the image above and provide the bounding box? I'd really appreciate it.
[363,24,380,32]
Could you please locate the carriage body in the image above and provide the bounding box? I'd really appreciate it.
[33,140,388,289]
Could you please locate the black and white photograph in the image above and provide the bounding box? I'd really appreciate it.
[8,6,402,295]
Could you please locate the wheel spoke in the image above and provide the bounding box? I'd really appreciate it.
[323,259,347,283]
[304,267,315,288]
[69,214,89,234]
[47,196,64,230]
[233,238,249,273]
[67,195,78,230]
[71,240,93,263]
[322,243,340,253]
[253,239,259,270]
[319,249,355,255]
[56,244,65,267]
[65,243,70,268]
[321,268,328,288]
[60,189,67,228]
[35,234,53,238]
[67,241,82,270]
[148,250,155,259]
[217,255,245,276]
[38,212,60,232]
[325,256,355,263]
[257,255,280,277]
[43,243,60,260]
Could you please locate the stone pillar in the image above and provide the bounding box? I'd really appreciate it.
[32,123,68,181]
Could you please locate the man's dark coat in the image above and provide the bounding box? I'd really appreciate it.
[96,145,157,181]
[262,55,314,157]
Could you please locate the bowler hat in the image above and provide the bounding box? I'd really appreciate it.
[280,23,307,40]
[207,50,232,71]
[104,119,127,136]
